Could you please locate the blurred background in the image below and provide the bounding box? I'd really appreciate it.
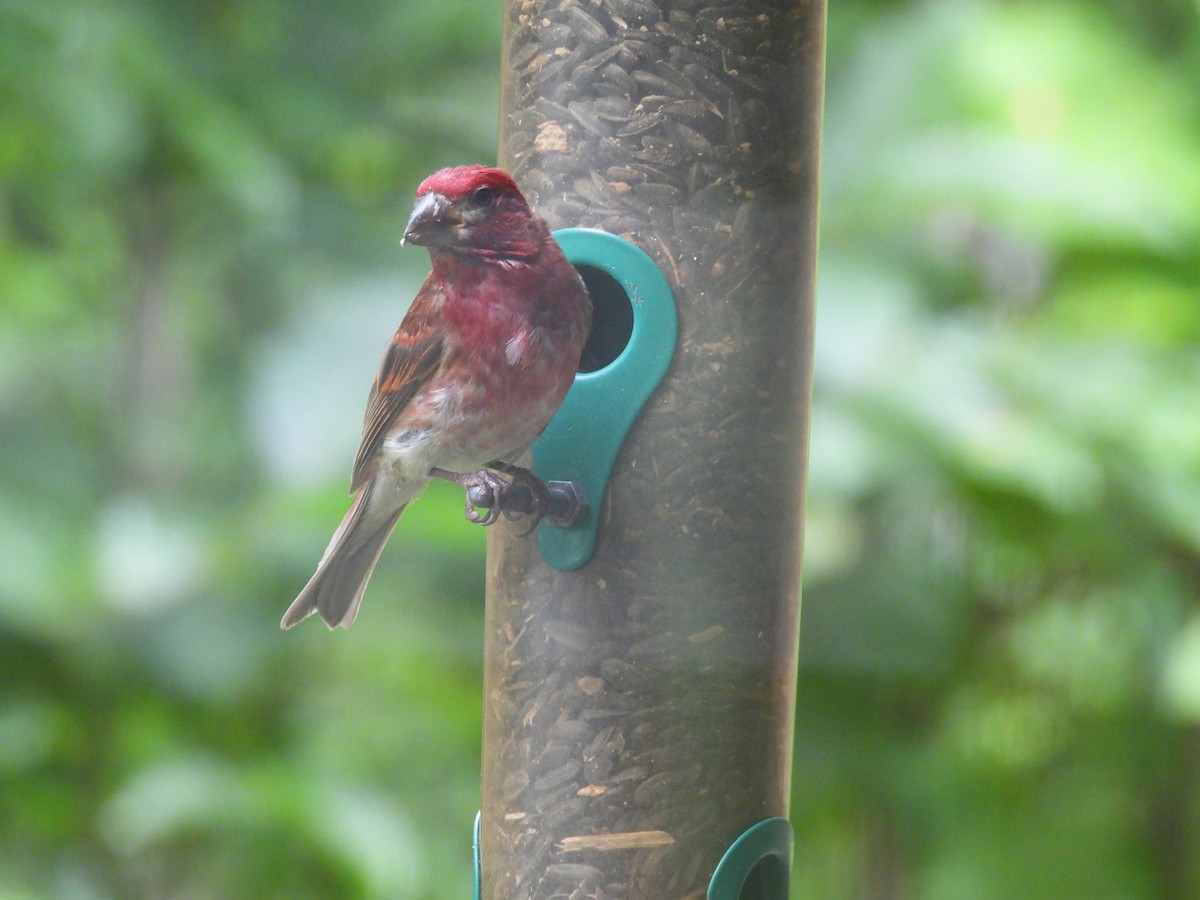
[1,0,1198,897]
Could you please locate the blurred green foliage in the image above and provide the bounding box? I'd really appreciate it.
[801,0,1200,897]
[1,0,497,896]
[1,0,1198,897]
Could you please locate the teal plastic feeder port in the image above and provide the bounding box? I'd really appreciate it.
[473,811,482,900]
[708,818,793,899]
[530,228,677,571]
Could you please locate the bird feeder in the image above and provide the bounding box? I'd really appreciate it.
[478,0,825,897]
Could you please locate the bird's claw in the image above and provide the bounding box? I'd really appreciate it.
[508,467,550,534]
[484,463,588,530]
[486,463,549,534]
[431,465,587,530]
[458,470,510,526]
[462,471,542,533]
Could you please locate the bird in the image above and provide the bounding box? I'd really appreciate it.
[281,165,592,630]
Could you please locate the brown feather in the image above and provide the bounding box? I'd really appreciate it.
[280,484,407,630]
[351,277,446,492]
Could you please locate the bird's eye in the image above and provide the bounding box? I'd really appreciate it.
[470,186,496,209]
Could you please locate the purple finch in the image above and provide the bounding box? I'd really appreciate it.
[282,166,591,630]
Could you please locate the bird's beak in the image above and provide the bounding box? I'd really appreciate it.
[402,192,464,247]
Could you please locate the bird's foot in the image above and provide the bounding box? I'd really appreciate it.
[429,465,588,530]
[430,467,510,525]
[486,462,550,532]
[485,462,589,530]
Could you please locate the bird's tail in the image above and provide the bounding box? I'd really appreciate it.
[281,488,405,630]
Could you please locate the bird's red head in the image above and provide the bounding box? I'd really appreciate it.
[404,166,543,261]
[416,166,524,204]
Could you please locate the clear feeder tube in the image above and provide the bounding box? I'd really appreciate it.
[481,1,825,897]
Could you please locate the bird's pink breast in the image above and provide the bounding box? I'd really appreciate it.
[398,253,588,471]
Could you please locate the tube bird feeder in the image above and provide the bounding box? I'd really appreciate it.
[480,0,824,897]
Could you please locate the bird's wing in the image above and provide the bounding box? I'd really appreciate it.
[351,277,446,492]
